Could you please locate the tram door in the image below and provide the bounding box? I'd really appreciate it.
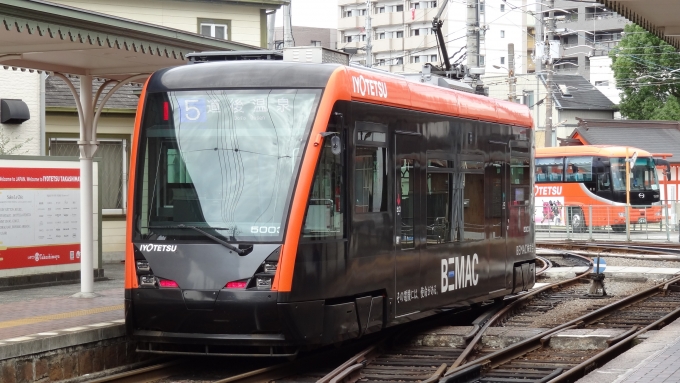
[394,132,423,316]
[487,141,508,292]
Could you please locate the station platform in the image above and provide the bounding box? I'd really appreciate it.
[0,262,124,341]
[0,262,125,365]
[578,315,680,383]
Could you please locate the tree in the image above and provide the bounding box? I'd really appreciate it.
[610,24,680,120]
[0,128,32,155]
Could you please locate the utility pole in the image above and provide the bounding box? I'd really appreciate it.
[267,10,276,50]
[283,3,293,48]
[544,0,555,147]
[508,43,516,102]
[365,0,372,67]
[466,0,479,69]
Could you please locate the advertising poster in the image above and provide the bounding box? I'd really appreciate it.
[534,197,566,225]
[534,185,566,226]
[0,167,81,270]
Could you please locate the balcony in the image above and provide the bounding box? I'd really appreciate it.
[340,40,363,50]
[373,38,404,53]
[338,16,365,30]
[406,8,439,24]
[338,0,362,5]
[403,62,424,73]
[372,11,405,27]
[404,34,437,50]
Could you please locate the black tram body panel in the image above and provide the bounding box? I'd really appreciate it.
[125,61,535,354]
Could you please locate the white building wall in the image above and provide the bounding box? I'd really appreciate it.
[52,0,265,47]
[0,70,41,156]
[589,56,621,105]
[447,0,529,78]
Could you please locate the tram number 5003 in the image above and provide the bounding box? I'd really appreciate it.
[251,226,281,234]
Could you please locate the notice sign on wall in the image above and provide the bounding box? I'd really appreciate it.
[0,167,80,270]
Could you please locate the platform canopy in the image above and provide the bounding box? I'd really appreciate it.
[599,0,680,49]
[0,0,285,297]
[0,0,265,78]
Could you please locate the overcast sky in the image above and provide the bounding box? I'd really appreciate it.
[274,0,338,29]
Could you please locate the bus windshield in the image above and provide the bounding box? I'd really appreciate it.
[610,157,659,192]
[134,89,321,242]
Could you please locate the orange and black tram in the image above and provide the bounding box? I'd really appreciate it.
[125,60,536,356]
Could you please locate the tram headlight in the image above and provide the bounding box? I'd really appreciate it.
[139,275,157,288]
[256,276,273,288]
[136,260,151,274]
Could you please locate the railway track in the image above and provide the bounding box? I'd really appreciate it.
[311,253,594,383]
[538,241,680,257]
[441,274,680,383]
[535,256,552,276]
[85,253,602,383]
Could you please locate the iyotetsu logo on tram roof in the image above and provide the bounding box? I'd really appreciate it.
[352,75,388,99]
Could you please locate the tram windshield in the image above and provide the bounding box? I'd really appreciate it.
[134,89,321,242]
[610,157,659,192]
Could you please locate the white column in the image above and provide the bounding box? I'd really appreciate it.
[77,75,96,297]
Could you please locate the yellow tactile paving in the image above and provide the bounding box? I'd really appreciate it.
[0,304,124,329]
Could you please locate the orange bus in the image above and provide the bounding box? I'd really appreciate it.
[535,146,665,232]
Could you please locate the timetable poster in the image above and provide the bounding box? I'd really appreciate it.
[0,167,81,270]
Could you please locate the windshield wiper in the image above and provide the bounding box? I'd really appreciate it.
[146,224,246,255]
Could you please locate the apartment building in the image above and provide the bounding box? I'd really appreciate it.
[543,0,629,79]
[337,0,444,73]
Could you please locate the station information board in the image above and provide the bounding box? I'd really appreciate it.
[0,166,81,270]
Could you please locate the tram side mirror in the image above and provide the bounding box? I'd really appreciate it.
[331,135,342,155]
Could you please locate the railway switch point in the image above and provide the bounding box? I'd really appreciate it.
[587,273,607,297]
[587,256,607,297]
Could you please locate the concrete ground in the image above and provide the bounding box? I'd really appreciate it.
[0,261,125,304]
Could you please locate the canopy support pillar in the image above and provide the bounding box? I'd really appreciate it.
[53,72,147,298]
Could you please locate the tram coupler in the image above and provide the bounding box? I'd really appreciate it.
[586,273,607,297]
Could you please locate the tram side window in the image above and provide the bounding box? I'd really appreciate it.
[535,157,564,182]
[511,155,530,206]
[565,156,593,182]
[355,146,388,213]
[463,162,485,241]
[302,134,345,239]
[426,159,453,245]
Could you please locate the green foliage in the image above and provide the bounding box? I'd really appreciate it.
[0,128,32,155]
[609,24,680,120]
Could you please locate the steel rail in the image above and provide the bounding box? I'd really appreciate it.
[445,252,593,373]
[548,281,680,383]
[537,241,680,256]
[536,255,553,276]
[316,343,381,383]
[87,361,182,383]
[443,273,680,381]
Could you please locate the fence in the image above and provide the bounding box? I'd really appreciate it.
[535,201,680,242]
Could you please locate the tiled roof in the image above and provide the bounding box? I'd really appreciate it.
[571,119,680,162]
[46,76,141,110]
[539,74,616,111]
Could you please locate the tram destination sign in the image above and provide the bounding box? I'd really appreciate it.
[0,165,81,270]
